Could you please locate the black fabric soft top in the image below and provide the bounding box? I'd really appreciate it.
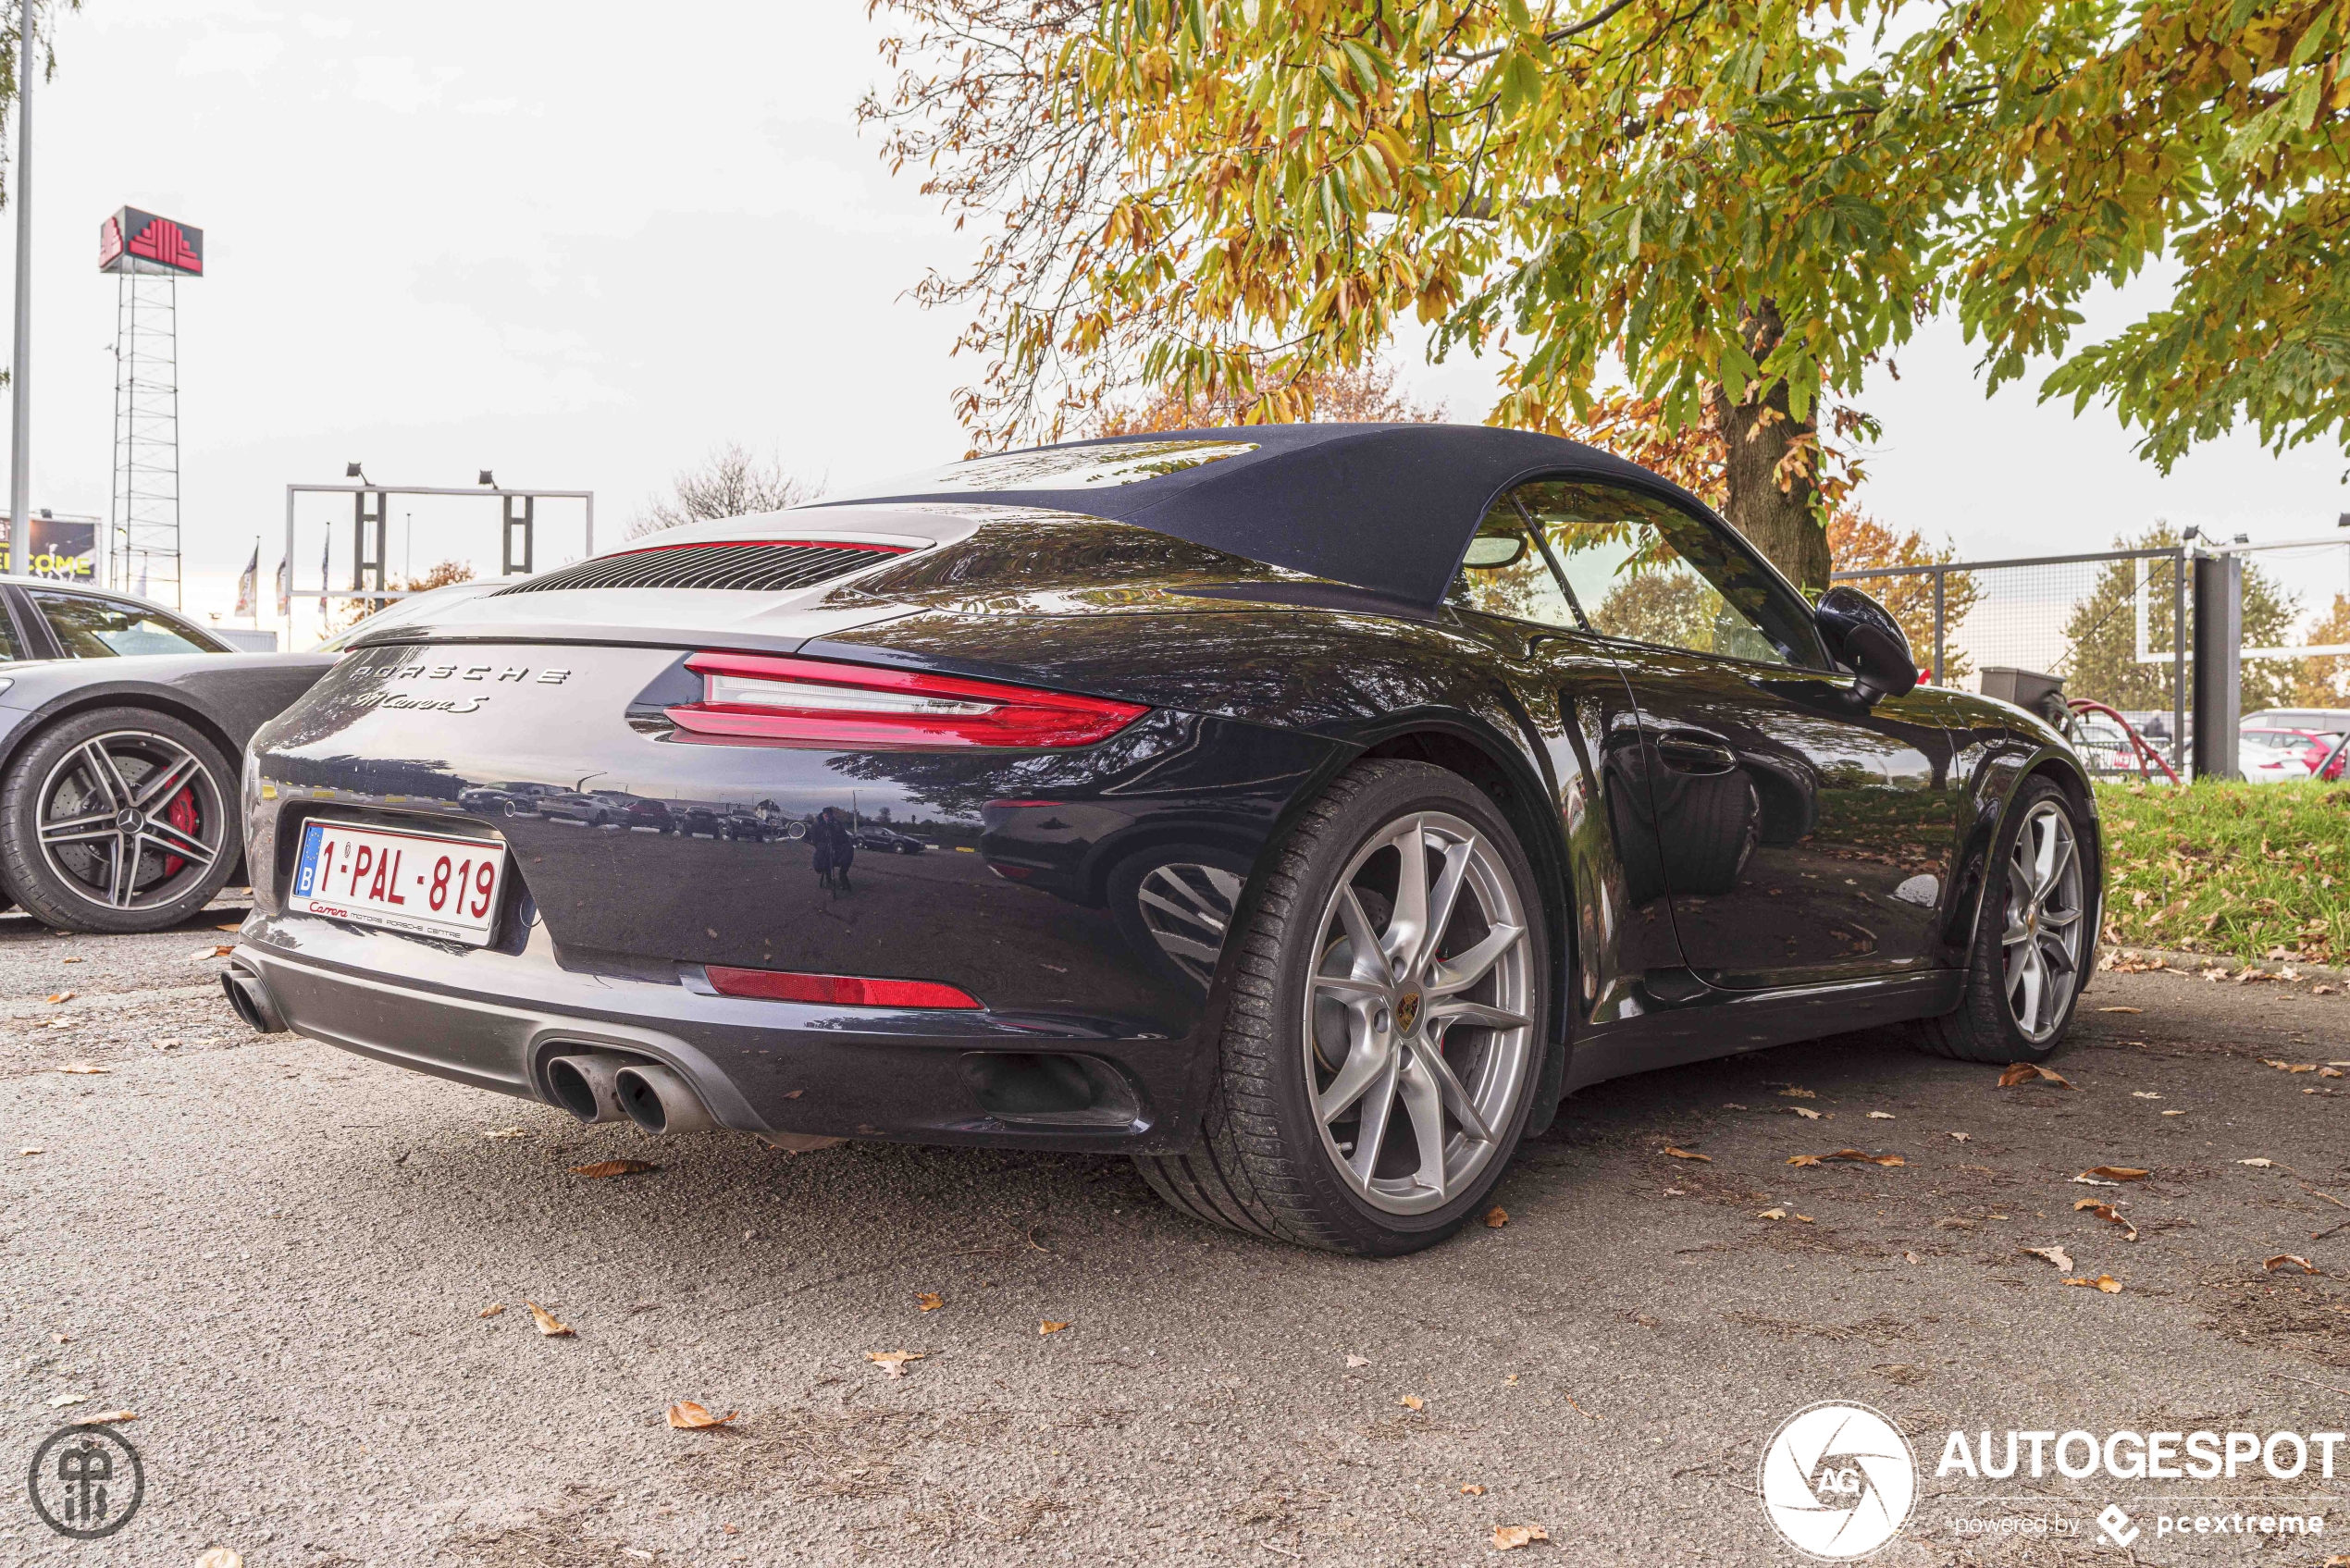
[814,423,1712,610]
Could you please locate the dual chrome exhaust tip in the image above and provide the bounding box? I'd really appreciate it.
[545,1053,715,1135]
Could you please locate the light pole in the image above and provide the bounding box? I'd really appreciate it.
[8,0,34,549]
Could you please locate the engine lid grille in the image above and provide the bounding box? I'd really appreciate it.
[496,541,907,595]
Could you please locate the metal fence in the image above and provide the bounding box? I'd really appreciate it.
[1832,536,2350,784]
[1833,545,2191,779]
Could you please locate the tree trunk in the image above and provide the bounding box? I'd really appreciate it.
[1707,300,1830,596]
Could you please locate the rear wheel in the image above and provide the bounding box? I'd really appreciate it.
[1134,760,1550,1255]
[0,708,240,933]
[1911,778,2090,1063]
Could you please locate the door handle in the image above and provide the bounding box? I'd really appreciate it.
[1655,734,1739,774]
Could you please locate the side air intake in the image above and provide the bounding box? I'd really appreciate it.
[495,541,907,595]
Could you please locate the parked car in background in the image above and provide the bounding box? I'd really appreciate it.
[2240,725,2345,783]
[0,574,521,933]
[854,825,932,854]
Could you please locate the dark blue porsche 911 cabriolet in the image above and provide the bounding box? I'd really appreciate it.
[224,425,2100,1254]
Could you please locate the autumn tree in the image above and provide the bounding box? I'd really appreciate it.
[867,0,2347,594]
[631,443,819,538]
[2287,595,2350,710]
[1095,356,1442,435]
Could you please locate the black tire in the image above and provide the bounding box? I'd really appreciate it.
[0,707,241,933]
[1133,759,1552,1256]
[1911,777,2091,1064]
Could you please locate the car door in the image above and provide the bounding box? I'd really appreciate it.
[1441,500,1687,1024]
[1505,478,1962,990]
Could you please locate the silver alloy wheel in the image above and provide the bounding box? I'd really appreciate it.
[1302,810,1533,1216]
[36,731,223,910]
[2002,798,2084,1043]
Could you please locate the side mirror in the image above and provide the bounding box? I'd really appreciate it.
[1815,586,1919,706]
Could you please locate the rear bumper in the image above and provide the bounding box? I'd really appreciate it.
[233,910,1213,1154]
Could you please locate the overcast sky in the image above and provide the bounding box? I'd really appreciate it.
[9,1,2344,636]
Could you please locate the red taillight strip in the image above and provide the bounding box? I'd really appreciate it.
[706,964,982,1009]
[615,539,912,556]
[666,652,1149,750]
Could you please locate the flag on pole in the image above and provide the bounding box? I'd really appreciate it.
[317,533,330,617]
[275,557,291,618]
[234,542,259,617]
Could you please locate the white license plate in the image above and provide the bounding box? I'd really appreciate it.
[289,820,508,945]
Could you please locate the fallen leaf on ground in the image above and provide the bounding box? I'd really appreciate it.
[1948,1130,1970,1142]
[483,1127,525,1140]
[479,1304,505,1318]
[2074,1200,2140,1241]
[19,1146,43,1155]
[46,990,73,1004]
[2265,1254,2322,1274]
[2263,1059,2319,1073]
[2238,1158,2277,1167]
[1998,1062,2074,1089]
[1461,1483,1488,1495]
[1790,1148,1904,1167]
[2317,985,2339,996]
[526,1303,574,1337]
[2162,1109,2185,1116]
[2063,1275,2124,1293]
[149,1038,179,1050]
[54,1063,107,1075]
[2097,1006,2142,1014]
[59,955,81,963]
[1399,1394,1426,1411]
[1777,1087,1816,1099]
[666,1401,738,1429]
[865,1350,924,1377]
[2132,1092,2162,1099]
[2081,1166,2149,1181]
[191,945,234,960]
[47,1393,86,1406]
[1345,1354,1371,1368]
[196,1551,242,1568]
[2022,1246,2076,1271]
[1790,1105,1823,1120]
[915,1292,945,1312]
[1492,1525,1549,1550]
[71,1409,136,1426]
[571,1159,659,1179]
[2324,1068,2346,1079]
[1758,1207,1787,1220]
[1866,1111,1895,1119]
[1787,1154,1822,1167]
[1662,1147,1710,1162]
[1038,1320,1070,1335]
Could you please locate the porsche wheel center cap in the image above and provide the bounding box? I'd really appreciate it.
[1395,990,1422,1033]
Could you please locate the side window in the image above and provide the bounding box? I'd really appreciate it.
[1444,503,1584,631]
[1509,480,1818,667]
[33,592,229,658]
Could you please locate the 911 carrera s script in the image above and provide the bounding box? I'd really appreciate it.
[290,821,507,945]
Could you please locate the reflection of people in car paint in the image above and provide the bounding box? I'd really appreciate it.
[811,808,856,895]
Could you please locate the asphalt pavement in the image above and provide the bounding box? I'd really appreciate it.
[7,904,2349,1566]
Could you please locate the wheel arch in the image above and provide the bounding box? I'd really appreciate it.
[1947,741,2101,995]
[1350,717,1575,1135]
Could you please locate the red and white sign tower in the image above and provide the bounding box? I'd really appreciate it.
[99,206,204,607]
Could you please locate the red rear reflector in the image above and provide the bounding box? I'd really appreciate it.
[706,965,983,1009]
[667,652,1149,750]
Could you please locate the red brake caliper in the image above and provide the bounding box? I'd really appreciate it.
[162,785,199,878]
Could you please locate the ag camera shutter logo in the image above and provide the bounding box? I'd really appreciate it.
[1759,1401,1918,1559]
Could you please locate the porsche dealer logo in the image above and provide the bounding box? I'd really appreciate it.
[1759,1402,1917,1559]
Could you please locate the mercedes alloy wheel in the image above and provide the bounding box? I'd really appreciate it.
[0,709,240,933]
